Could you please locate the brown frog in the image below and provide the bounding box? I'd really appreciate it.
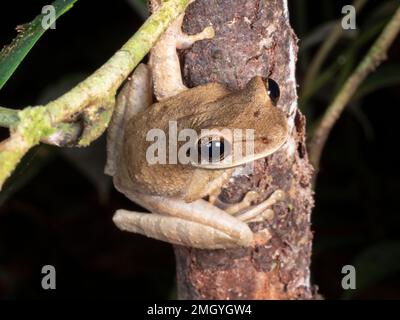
[105,0,288,249]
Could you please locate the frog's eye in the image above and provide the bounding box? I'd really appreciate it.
[266,78,280,105]
[197,137,229,164]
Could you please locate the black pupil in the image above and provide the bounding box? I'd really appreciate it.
[267,78,280,105]
[199,139,225,163]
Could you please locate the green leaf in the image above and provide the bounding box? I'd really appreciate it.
[0,0,78,90]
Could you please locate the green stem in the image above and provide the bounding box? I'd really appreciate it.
[309,5,400,174]
[0,106,82,146]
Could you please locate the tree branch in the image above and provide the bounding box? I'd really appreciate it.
[0,0,192,190]
[175,0,316,300]
[309,5,400,171]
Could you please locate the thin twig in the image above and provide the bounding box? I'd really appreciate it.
[0,0,192,189]
[302,0,368,99]
[309,5,400,172]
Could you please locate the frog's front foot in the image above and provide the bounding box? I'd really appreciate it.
[235,190,285,223]
[176,25,215,50]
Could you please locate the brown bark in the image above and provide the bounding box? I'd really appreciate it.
[173,0,318,300]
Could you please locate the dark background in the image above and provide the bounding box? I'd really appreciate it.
[0,0,399,299]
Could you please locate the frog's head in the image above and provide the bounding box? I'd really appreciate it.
[120,76,288,201]
[185,76,289,170]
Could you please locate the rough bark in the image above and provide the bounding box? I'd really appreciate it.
[173,0,318,300]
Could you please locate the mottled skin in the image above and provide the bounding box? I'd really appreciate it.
[105,1,289,249]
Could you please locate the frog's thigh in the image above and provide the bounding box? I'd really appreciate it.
[113,195,253,249]
[114,210,245,249]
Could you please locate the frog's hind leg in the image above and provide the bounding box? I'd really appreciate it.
[105,64,152,176]
[113,210,245,249]
[113,194,253,249]
[112,191,284,249]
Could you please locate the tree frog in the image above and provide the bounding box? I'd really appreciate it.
[105,0,289,249]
